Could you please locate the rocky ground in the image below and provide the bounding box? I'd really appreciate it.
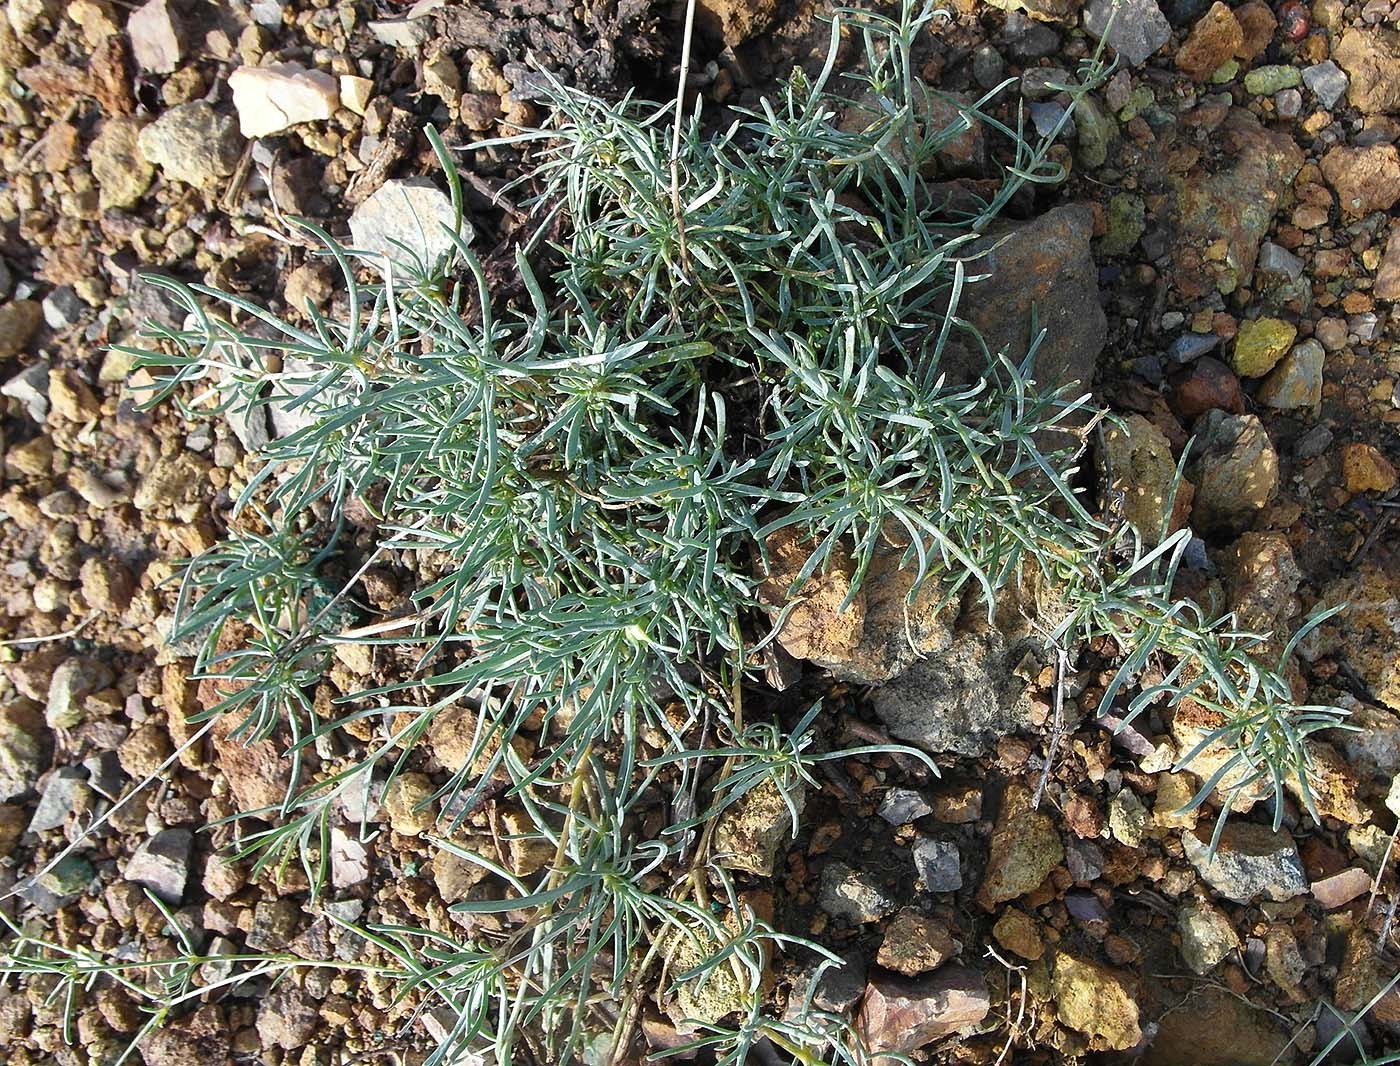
[0,0,1399,1064]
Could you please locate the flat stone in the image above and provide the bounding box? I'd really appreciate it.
[1182,822,1308,903]
[878,787,933,825]
[1085,0,1171,67]
[857,966,990,1056]
[125,828,193,903]
[1312,867,1372,909]
[348,178,472,273]
[229,63,339,138]
[1303,60,1349,109]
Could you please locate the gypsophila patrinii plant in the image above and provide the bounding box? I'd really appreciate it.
[78,2,1351,1062]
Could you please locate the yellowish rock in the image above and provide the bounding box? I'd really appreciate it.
[1231,317,1297,378]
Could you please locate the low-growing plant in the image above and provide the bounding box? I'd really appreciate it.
[5,2,1356,1063]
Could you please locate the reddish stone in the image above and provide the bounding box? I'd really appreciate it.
[857,967,991,1055]
[1169,357,1245,422]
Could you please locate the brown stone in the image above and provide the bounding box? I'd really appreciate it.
[1141,986,1292,1066]
[876,909,957,976]
[1176,3,1244,82]
[1321,145,1400,216]
[977,782,1064,908]
[1342,442,1398,493]
[1335,27,1400,114]
[992,908,1045,960]
[1168,357,1244,422]
[1311,867,1371,909]
[759,528,865,668]
[1184,411,1278,537]
[696,0,779,47]
[1171,110,1303,298]
[1234,1,1277,60]
[1376,230,1400,300]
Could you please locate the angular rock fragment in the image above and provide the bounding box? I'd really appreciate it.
[1182,822,1308,903]
[857,966,991,1055]
[229,63,339,138]
[1051,954,1142,1051]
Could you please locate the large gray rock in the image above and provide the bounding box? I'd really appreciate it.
[947,204,1106,402]
[1085,0,1171,67]
[348,178,472,273]
[871,622,1034,757]
[1183,822,1308,903]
